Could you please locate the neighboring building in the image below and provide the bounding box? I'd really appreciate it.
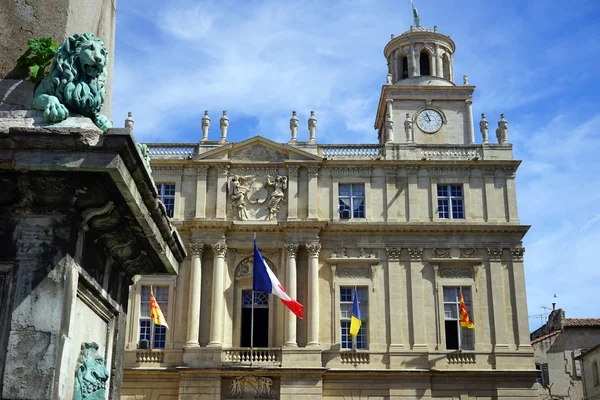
[577,343,600,400]
[121,18,538,400]
[531,308,600,400]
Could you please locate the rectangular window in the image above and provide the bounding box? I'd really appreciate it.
[593,360,599,386]
[139,286,168,349]
[338,184,365,219]
[443,286,474,350]
[340,286,368,350]
[437,184,464,219]
[156,183,176,218]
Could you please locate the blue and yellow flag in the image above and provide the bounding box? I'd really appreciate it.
[350,288,362,337]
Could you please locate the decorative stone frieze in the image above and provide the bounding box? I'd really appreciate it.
[306,243,321,257]
[331,167,371,178]
[440,268,472,279]
[511,246,525,261]
[230,375,274,399]
[232,167,279,176]
[337,267,371,279]
[408,248,423,260]
[197,165,209,175]
[483,167,496,177]
[432,248,451,258]
[406,166,419,176]
[287,165,299,175]
[428,167,471,178]
[487,248,503,260]
[385,167,397,177]
[460,248,478,258]
[284,243,299,259]
[152,166,184,175]
[190,243,204,257]
[420,147,481,160]
[213,242,227,257]
[386,247,401,260]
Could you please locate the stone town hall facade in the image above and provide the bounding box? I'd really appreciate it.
[121,23,537,400]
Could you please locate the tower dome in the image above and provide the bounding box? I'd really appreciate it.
[384,26,456,86]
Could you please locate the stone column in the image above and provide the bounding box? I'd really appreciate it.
[510,246,531,349]
[386,248,404,348]
[185,243,204,348]
[407,167,419,222]
[410,44,417,77]
[287,165,299,220]
[284,243,300,347]
[306,243,321,347]
[385,167,397,221]
[483,168,497,222]
[385,99,394,143]
[487,248,508,350]
[466,99,475,144]
[195,166,208,219]
[307,166,319,219]
[215,166,229,219]
[434,43,442,77]
[449,54,454,82]
[208,242,227,347]
[504,167,519,223]
[408,248,427,349]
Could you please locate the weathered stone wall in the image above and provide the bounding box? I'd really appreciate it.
[0,0,116,117]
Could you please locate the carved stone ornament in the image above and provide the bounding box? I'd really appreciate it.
[511,246,525,261]
[432,248,451,258]
[231,143,286,162]
[460,248,478,258]
[385,167,397,178]
[197,165,209,175]
[236,256,276,277]
[287,165,299,175]
[440,268,473,279]
[487,248,503,260]
[359,248,377,258]
[331,167,371,178]
[483,167,495,177]
[306,243,321,257]
[284,243,299,259]
[213,242,227,258]
[337,267,371,279]
[408,248,423,260]
[190,243,204,257]
[406,166,419,176]
[230,375,274,399]
[227,174,288,221]
[330,248,348,258]
[504,166,517,178]
[386,248,401,260]
[73,342,109,400]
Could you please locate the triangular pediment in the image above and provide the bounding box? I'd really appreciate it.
[194,136,323,162]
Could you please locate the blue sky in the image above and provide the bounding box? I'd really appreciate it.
[112,0,600,330]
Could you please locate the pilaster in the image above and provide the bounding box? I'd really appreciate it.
[385,167,398,222]
[306,242,321,347]
[407,167,419,222]
[307,166,319,219]
[408,248,427,350]
[504,167,519,223]
[487,248,508,350]
[510,246,531,350]
[287,165,299,220]
[484,168,497,222]
[195,166,208,219]
[386,248,404,349]
[215,165,229,219]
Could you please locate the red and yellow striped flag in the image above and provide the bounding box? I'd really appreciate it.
[149,287,169,329]
[459,292,474,329]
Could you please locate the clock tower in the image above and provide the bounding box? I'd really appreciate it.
[375,24,476,146]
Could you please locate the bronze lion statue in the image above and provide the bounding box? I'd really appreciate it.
[33,33,112,131]
[73,342,109,400]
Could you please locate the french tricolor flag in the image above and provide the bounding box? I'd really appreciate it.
[253,238,303,319]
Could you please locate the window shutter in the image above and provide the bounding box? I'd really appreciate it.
[542,363,550,386]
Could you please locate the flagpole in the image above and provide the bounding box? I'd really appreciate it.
[458,288,462,351]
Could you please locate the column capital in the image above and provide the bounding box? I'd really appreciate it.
[197,165,209,175]
[407,248,423,260]
[216,165,229,176]
[287,165,299,176]
[385,98,394,104]
[190,243,204,257]
[386,247,401,260]
[487,247,503,260]
[284,243,299,258]
[385,167,397,178]
[483,167,496,177]
[406,166,419,176]
[465,99,473,105]
[511,246,525,261]
[212,242,227,257]
[504,166,517,178]
[308,166,319,177]
[306,243,321,258]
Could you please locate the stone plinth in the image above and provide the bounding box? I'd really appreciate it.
[0,125,185,399]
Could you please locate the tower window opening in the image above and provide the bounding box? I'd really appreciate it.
[402,56,409,78]
[442,54,450,80]
[419,51,431,76]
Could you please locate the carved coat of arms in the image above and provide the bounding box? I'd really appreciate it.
[228,175,287,221]
[229,375,274,399]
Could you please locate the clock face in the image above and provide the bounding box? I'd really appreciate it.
[417,109,443,133]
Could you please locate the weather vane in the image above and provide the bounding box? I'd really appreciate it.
[411,0,420,27]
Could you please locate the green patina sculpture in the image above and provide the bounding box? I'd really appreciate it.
[137,143,152,173]
[32,33,112,131]
[73,342,109,400]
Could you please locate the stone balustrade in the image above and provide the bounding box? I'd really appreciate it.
[420,145,482,160]
[320,144,382,159]
[223,348,281,366]
[446,352,476,365]
[146,143,197,159]
[340,352,370,365]
[136,350,165,364]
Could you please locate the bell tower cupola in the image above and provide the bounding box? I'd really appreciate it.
[384,20,456,86]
